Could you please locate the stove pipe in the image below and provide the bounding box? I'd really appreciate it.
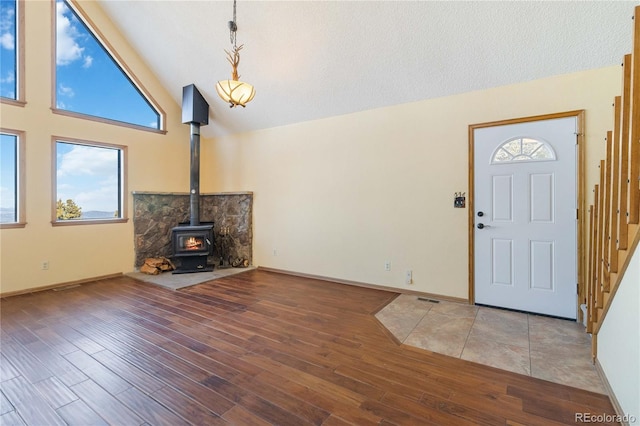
[189,123,201,226]
[182,84,209,226]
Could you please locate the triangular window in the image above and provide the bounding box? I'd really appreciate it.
[55,0,162,130]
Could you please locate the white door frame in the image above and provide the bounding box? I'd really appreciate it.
[468,110,586,320]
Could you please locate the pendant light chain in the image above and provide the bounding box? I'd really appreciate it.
[229,0,238,48]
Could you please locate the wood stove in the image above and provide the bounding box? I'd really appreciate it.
[172,223,214,273]
[171,84,213,274]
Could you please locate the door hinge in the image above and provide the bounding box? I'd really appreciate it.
[576,209,579,220]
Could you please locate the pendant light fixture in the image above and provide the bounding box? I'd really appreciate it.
[216,0,255,108]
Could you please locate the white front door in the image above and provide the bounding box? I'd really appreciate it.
[473,117,577,319]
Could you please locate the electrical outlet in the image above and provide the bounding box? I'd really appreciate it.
[273,248,278,256]
[41,261,49,270]
[405,270,413,284]
[384,261,391,271]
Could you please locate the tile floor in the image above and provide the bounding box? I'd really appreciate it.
[127,266,257,290]
[375,294,606,394]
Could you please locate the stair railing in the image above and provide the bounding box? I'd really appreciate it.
[586,5,640,359]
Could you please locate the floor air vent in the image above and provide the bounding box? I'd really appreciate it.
[417,297,440,303]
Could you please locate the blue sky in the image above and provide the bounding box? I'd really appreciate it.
[55,0,156,214]
[1,0,161,215]
[0,0,15,99]
[55,0,159,128]
[1,0,16,215]
[0,134,16,214]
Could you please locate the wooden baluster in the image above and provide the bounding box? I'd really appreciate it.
[619,54,632,250]
[587,204,595,333]
[596,163,605,309]
[610,101,621,275]
[593,186,601,317]
[628,6,640,224]
[603,133,613,292]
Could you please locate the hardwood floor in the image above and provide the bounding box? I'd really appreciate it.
[0,270,617,425]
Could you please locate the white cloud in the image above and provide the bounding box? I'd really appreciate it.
[0,3,15,51]
[57,144,118,178]
[0,32,13,50]
[57,176,119,212]
[57,183,73,190]
[0,71,14,84]
[75,178,119,212]
[0,5,14,33]
[56,2,84,66]
[58,84,75,97]
[82,55,93,68]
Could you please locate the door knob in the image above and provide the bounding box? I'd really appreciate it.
[477,223,485,229]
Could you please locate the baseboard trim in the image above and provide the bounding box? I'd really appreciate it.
[257,266,469,304]
[594,358,630,426]
[0,273,123,298]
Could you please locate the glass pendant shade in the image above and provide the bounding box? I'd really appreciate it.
[217,0,254,108]
[216,79,256,108]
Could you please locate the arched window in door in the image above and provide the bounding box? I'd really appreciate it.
[491,137,556,164]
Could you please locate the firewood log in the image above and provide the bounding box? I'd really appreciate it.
[145,258,166,268]
[140,263,160,275]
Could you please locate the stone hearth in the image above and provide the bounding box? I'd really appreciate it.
[132,192,252,269]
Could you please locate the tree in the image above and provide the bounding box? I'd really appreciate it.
[57,199,82,220]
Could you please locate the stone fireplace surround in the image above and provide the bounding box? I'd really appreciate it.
[132,192,252,269]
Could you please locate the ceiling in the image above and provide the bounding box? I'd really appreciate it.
[97,1,637,138]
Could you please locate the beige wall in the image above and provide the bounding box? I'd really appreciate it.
[0,0,622,299]
[0,0,188,294]
[206,66,620,299]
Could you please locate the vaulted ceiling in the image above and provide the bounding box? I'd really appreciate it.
[98,1,637,138]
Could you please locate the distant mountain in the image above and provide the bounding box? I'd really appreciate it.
[1,208,118,221]
[0,208,16,223]
[81,210,116,219]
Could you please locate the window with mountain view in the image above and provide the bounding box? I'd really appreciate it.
[1,130,24,227]
[1,0,18,100]
[54,0,161,129]
[54,139,126,224]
